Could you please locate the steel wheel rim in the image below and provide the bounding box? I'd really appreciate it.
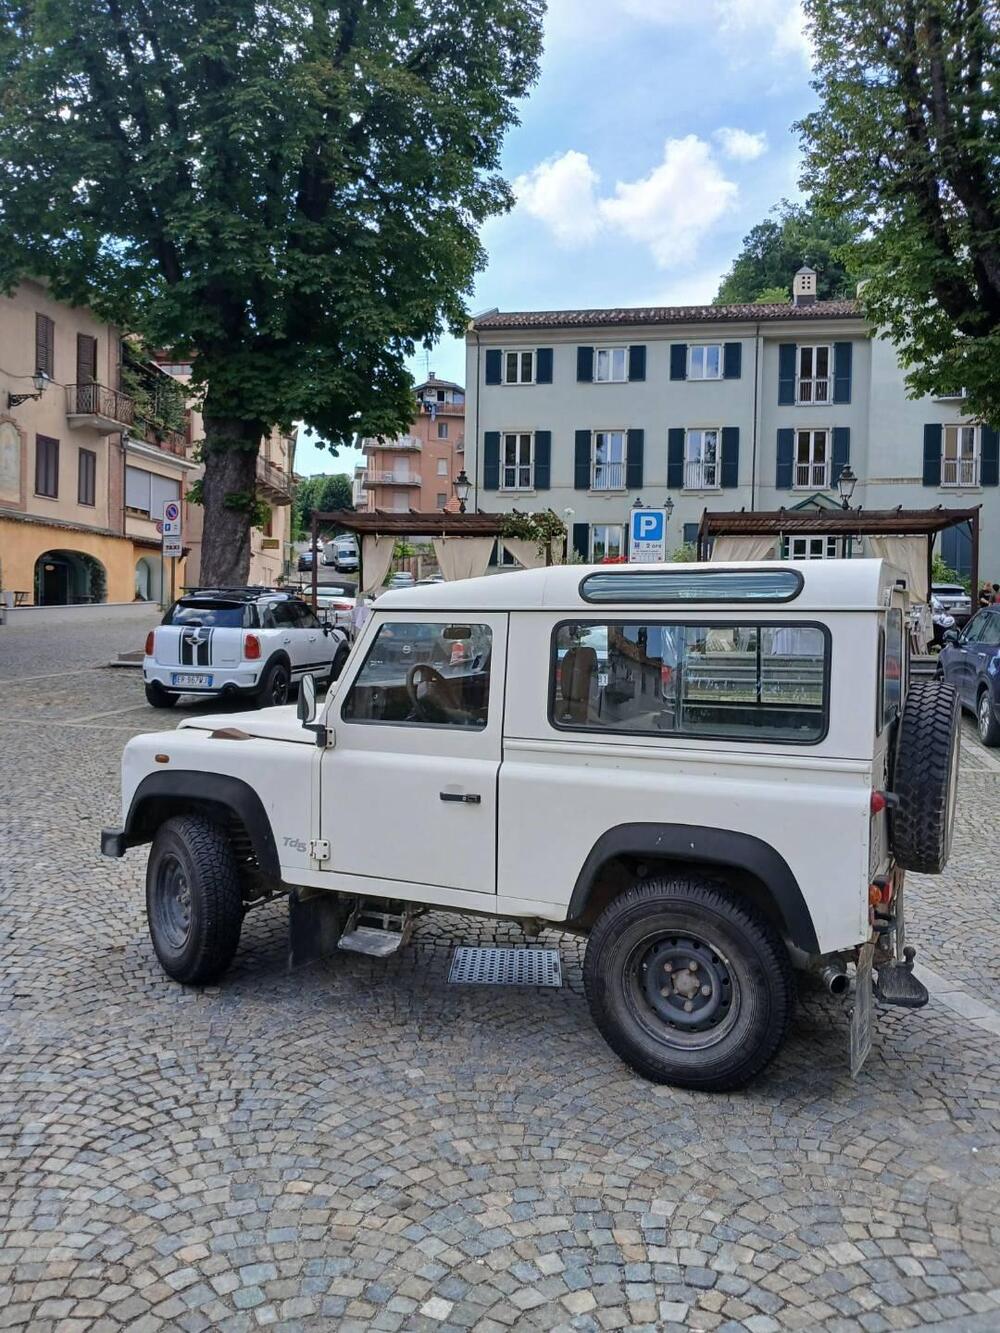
[154,853,192,951]
[271,671,289,705]
[624,932,741,1051]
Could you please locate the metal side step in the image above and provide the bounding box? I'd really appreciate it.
[338,903,416,958]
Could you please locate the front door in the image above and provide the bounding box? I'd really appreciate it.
[321,612,506,895]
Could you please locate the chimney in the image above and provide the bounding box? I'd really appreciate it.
[793,266,817,307]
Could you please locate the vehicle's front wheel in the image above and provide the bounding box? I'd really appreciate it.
[584,876,793,1091]
[145,682,178,709]
[146,815,243,984]
[255,660,290,708]
[331,642,350,681]
[978,688,1000,746]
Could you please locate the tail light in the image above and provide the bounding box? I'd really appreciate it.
[870,789,898,814]
[144,630,155,656]
[244,633,261,660]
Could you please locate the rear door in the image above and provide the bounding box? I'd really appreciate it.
[286,600,332,672]
[320,613,506,895]
[943,610,986,704]
[969,610,1000,701]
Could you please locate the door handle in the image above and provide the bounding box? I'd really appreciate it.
[440,792,481,804]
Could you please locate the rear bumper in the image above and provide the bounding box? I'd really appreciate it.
[143,662,261,695]
[101,827,127,858]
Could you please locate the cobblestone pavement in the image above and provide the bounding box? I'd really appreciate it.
[1,621,999,1333]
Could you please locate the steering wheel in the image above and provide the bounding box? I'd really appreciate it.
[406,663,453,719]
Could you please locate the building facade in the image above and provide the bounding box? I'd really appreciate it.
[0,280,196,607]
[359,375,464,514]
[465,277,989,577]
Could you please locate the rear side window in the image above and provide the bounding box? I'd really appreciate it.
[882,608,904,727]
[580,568,802,604]
[343,622,492,728]
[164,601,246,628]
[551,620,829,743]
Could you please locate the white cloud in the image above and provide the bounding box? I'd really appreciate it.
[513,150,602,247]
[515,138,738,269]
[714,127,769,162]
[716,0,810,62]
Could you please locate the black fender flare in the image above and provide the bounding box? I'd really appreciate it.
[122,771,280,879]
[260,649,293,679]
[568,822,819,954]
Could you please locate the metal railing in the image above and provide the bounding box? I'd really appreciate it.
[591,461,626,490]
[66,383,135,426]
[370,471,421,485]
[684,461,719,490]
[256,457,292,495]
[942,457,978,487]
[363,435,422,451]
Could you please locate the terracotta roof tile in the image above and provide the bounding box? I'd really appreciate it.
[471,300,860,331]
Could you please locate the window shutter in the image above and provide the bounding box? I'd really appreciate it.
[574,430,591,489]
[483,431,500,490]
[831,427,850,485]
[628,345,646,382]
[577,346,594,382]
[535,348,553,383]
[667,428,685,489]
[76,333,97,385]
[534,430,551,489]
[776,428,794,488]
[35,314,54,378]
[720,427,739,488]
[35,435,59,498]
[626,429,644,488]
[78,448,96,506]
[723,342,742,380]
[682,522,699,545]
[778,344,796,404]
[125,464,151,511]
[484,350,501,385]
[922,424,942,486]
[670,344,687,381]
[981,426,999,486]
[833,342,853,403]
[573,522,589,561]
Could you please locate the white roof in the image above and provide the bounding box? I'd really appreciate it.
[374,559,894,613]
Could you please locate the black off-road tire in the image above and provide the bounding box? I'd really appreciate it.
[145,681,178,708]
[977,687,1000,747]
[331,642,350,681]
[255,660,290,709]
[583,876,794,1092]
[891,680,961,873]
[146,815,243,985]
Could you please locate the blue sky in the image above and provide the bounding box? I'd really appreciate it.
[297,0,815,477]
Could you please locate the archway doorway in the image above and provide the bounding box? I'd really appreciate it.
[34,550,108,605]
[134,556,162,603]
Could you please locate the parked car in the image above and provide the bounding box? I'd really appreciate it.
[297,550,315,572]
[930,596,956,647]
[932,582,972,625]
[142,588,350,709]
[106,560,960,1090]
[938,604,1000,743]
[386,571,416,590]
[314,583,372,634]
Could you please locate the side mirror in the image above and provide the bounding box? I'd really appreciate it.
[943,629,959,644]
[297,672,318,724]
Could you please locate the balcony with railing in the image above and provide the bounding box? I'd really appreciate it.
[942,456,979,487]
[369,470,421,486]
[363,434,422,452]
[65,383,135,435]
[256,456,293,505]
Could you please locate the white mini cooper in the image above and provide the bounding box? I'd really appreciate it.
[143,587,350,709]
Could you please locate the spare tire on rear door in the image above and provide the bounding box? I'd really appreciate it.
[891,680,961,873]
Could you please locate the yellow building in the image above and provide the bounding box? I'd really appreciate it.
[0,280,195,606]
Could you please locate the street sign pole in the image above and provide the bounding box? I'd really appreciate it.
[161,500,183,604]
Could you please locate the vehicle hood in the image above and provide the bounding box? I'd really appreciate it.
[177,704,315,744]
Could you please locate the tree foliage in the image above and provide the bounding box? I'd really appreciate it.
[294,473,354,537]
[715,201,856,304]
[0,0,543,584]
[798,0,1000,422]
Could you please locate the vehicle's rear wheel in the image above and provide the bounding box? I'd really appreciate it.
[583,876,793,1091]
[255,660,290,709]
[977,688,1000,747]
[145,681,178,708]
[146,815,243,984]
[891,680,961,872]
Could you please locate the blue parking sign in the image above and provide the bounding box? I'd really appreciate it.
[629,508,667,563]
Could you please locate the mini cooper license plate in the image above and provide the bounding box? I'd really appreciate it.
[171,672,212,688]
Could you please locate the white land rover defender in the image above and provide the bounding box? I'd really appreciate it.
[103,561,960,1090]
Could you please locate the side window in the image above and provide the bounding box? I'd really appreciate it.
[883,608,903,726]
[288,601,320,629]
[963,611,987,642]
[343,622,492,728]
[552,621,828,743]
[264,602,295,629]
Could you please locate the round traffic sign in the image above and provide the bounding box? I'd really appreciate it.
[155,520,163,535]
[163,501,180,522]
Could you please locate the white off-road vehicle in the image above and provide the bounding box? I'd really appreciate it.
[143,587,351,709]
[104,561,960,1090]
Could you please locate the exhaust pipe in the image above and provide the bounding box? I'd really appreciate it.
[820,962,849,997]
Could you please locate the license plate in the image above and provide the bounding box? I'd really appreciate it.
[849,941,875,1078]
[171,673,212,688]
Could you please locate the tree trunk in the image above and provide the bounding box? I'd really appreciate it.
[198,417,264,588]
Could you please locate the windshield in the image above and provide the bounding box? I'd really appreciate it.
[164,601,245,628]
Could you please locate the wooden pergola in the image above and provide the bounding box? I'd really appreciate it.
[309,509,508,604]
[697,505,982,599]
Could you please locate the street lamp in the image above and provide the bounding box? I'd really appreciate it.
[665,497,675,520]
[837,464,858,510]
[7,369,49,410]
[453,468,472,514]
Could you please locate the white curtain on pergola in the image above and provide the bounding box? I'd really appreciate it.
[710,535,778,561]
[432,536,495,581]
[503,538,546,569]
[867,536,929,604]
[360,535,395,595]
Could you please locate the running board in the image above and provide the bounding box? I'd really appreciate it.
[338,903,416,957]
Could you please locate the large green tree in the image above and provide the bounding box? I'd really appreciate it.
[715,201,856,304]
[294,472,354,537]
[0,0,542,585]
[799,0,1000,421]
